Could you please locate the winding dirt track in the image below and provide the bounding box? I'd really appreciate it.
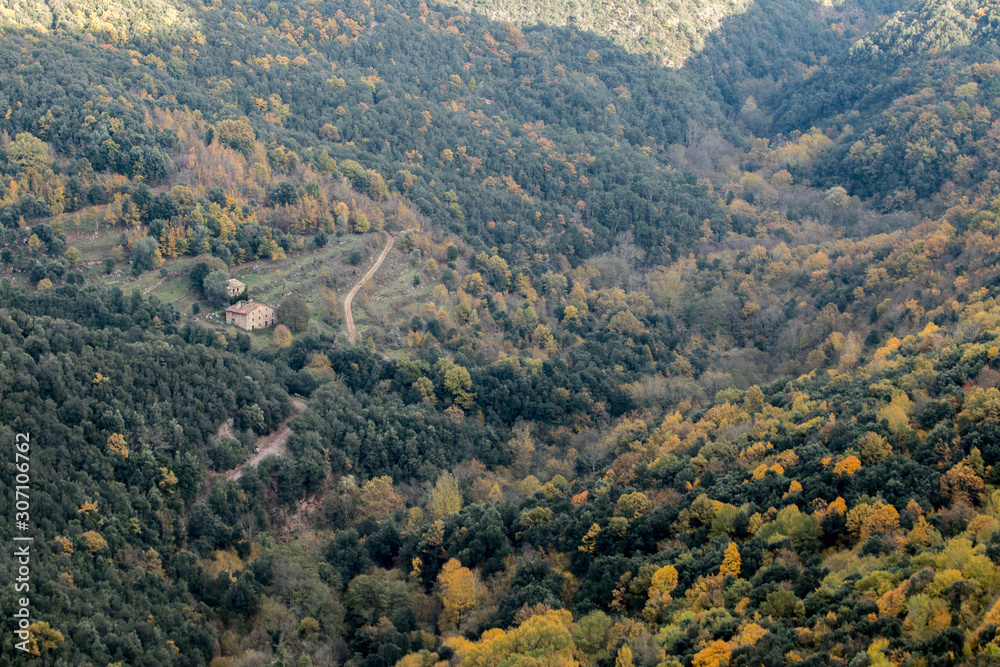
[344,233,394,343]
[225,397,307,481]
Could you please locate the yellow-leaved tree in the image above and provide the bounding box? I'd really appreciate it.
[428,471,463,519]
[106,433,129,458]
[358,476,405,517]
[579,523,601,553]
[743,384,765,413]
[859,432,892,464]
[644,564,678,620]
[877,391,914,435]
[939,462,985,505]
[438,558,477,631]
[693,639,732,667]
[442,362,476,409]
[8,133,51,172]
[455,609,577,666]
[846,500,900,542]
[24,621,64,658]
[273,324,293,348]
[80,531,107,554]
[720,543,741,578]
[734,622,767,647]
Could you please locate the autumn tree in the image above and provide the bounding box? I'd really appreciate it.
[319,123,340,141]
[24,621,64,658]
[307,352,336,382]
[616,491,652,519]
[878,392,914,435]
[859,432,892,464]
[608,310,644,336]
[616,645,635,667]
[362,169,389,201]
[693,640,732,667]
[81,531,107,554]
[438,558,477,630]
[477,252,511,290]
[720,543,741,578]
[352,212,371,233]
[506,424,536,478]
[64,246,81,268]
[442,362,476,409]
[333,201,350,229]
[904,594,951,641]
[579,523,601,554]
[460,610,576,666]
[106,433,129,458]
[273,324,292,347]
[413,377,436,405]
[214,118,256,153]
[532,324,557,352]
[462,272,484,295]
[319,287,343,327]
[846,501,900,541]
[743,385,765,414]
[8,132,50,172]
[573,610,611,657]
[644,565,678,621]
[358,476,405,517]
[515,273,538,301]
[734,623,767,647]
[428,471,462,518]
[833,455,862,477]
[940,462,985,504]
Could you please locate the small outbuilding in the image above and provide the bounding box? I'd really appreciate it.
[226,279,246,298]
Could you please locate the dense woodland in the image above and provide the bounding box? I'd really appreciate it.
[4,0,1000,665]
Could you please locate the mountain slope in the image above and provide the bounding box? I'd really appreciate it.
[7,0,1000,666]
[767,0,1000,210]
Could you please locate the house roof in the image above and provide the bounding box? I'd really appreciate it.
[227,278,245,289]
[226,300,271,315]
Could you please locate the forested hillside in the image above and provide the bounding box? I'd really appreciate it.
[442,0,903,71]
[4,0,1000,665]
[767,0,1000,211]
[441,0,754,68]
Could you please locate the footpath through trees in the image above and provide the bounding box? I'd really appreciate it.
[344,233,394,343]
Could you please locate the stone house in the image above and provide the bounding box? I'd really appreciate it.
[225,300,275,331]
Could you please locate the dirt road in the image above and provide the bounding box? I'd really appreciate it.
[344,233,394,343]
[225,397,307,481]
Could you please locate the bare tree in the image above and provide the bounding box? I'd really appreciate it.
[612,231,646,290]
[576,431,612,475]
